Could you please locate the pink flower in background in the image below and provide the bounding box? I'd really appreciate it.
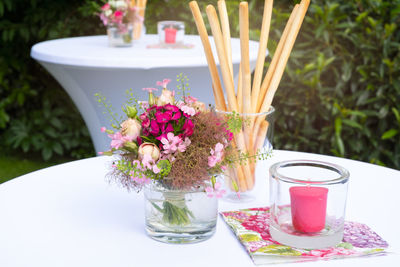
[205,182,226,198]
[114,10,123,21]
[141,154,155,170]
[180,105,196,117]
[156,79,171,88]
[99,13,108,26]
[142,88,158,93]
[208,143,224,167]
[139,101,149,110]
[101,127,106,132]
[101,3,110,10]
[184,96,197,104]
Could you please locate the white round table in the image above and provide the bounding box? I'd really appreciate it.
[30,35,260,153]
[1,150,399,266]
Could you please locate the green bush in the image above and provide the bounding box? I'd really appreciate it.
[0,0,102,160]
[0,0,399,169]
[270,0,400,169]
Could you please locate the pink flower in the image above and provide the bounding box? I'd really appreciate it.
[182,119,194,137]
[98,151,104,155]
[184,95,198,104]
[152,165,160,174]
[208,143,224,168]
[141,154,154,170]
[160,132,182,154]
[100,13,108,26]
[180,105,196,117]
[108,131,133,149]
[142,88,158,93]
[177,137,191,152]
[139,101,149,110]
[156,79,171,88]
[114,10,123,18]
[205,182,226,198]
[101,127,106,132]
[101,3,110,10]
[155,110,172,123]
[149,120,160,135]
[157,89,174,106]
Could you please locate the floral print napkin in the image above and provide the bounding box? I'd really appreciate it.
[221,207,389,265]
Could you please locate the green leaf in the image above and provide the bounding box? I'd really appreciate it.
[342,119,362,130]
[381,129,398,140]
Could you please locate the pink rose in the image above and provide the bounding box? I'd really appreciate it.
[138,143,161,161]
[121,118,141,140]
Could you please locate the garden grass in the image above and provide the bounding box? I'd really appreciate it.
[0,155,71,184]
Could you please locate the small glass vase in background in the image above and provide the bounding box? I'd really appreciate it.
[217,107,275,202]
[144,181,218,244]
[107,23,133,47]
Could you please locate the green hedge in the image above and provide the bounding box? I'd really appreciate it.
[0,0,399,169]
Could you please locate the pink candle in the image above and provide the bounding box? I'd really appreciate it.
[165,27,177,44]
[289,186,328,233]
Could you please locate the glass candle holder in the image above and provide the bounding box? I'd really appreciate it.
[269,160,349,249]
[157,21,185,45]
[217,107,275,202]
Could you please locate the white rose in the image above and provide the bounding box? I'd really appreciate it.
[105,9,112,17]
[116,0,127,9]
[138,143,161,161]
[157,89,174,106]
[121,118,141,139]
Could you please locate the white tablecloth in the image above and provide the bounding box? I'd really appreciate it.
[31,35,261,152]
[1,150,399,266]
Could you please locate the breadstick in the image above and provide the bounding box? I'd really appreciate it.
[189,1,227,111]
[259,0,309,115]
[218,0,233,77]
[257,4,299,112]
[206,5,237,112]
[239,2,251,115]
[251,0,273,113]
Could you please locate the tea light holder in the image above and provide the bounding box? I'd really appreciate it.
[157,21,185,45]
[269,160,349,249]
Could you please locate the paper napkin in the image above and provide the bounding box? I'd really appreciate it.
[221,207,389,265]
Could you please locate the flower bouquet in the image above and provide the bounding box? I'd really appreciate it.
[99,0,136,46]
[97,75,236,243]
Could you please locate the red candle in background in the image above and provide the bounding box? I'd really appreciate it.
[165,27,177,44]
[289,186,328,233]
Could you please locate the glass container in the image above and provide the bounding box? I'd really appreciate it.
[144,181,218,244]
[269,160,349,249]
[107,24,133,47]
[217,107,275,202]
[157,21,185,45]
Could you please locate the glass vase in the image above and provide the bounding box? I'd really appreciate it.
[217,107,275,202]
[269,160,350,249]
[107,24,133,47]
[144,181,218,244]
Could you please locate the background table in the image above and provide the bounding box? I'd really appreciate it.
[1,150,399,266]
[31,35,261,153]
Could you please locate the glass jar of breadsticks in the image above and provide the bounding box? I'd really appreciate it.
[217,107,275,201]
[128,0,147,40]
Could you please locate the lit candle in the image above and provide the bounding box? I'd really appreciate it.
[289,186,328,233]
[165,27,177,44]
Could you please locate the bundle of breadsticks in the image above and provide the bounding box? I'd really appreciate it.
[130,0,147,40]
[189,0,310,192]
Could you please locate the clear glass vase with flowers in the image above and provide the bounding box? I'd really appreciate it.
[97,74,238,243]
[99,0,135,46]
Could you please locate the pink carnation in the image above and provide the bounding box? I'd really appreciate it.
[208,143,224,168]
[156,79,171,88]
[101,3,110,10]
[108,131,133,149]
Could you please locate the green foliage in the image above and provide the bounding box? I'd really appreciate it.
[0,0,102,160]
[270,0,400,169]
[1,0,399,169]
